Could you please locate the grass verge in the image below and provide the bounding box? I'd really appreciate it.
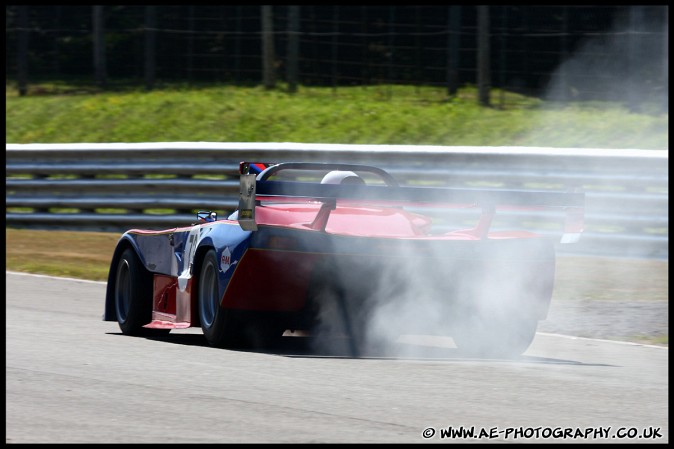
[6,83,668,149]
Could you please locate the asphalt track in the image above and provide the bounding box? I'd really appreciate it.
[5,272,668,443]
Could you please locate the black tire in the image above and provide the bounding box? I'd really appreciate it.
[198,249,243,348]
[306,271,361,357]
[452,313,539,358]
[242,315,285,350]
[114,247,168,336]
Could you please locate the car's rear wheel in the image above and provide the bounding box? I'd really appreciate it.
[198,249,243,348]
[452,313,539,358]
[306,270,362,357]
[242,315,285,350]
[115,248,168,336]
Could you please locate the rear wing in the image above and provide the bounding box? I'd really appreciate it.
[237,162,584,243]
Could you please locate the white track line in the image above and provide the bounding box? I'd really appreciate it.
[5,271,668,349]
[536,332,667,349]
[6,270,107,285]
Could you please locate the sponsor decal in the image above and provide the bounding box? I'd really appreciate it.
[220,247,237,273]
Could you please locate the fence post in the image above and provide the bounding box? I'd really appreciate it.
[627,6,644,113]
[664,6,669,113]
[477,5,490,106]
[387,6,396,99]
[361,7,370,85]
[287,6,300,93]
[261,5,276,89]
[498,6,507,108]
[144,6,157,91]
[559,6,568,102]
[234,6,242,83]
[53,7,62,77]
[186,6,194,83]
[332,6,339,94]
[447,6,461,96]
[415,6,421,95]
[92,5,107,89]
[16,5,29,96]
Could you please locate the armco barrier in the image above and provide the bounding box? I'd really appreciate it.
[5,143,668,259]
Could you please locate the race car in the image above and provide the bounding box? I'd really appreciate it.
[104,161,584,357]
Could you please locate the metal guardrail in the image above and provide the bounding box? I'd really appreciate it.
[5,143,668,259]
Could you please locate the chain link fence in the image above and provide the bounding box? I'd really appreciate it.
[5,5,668,110]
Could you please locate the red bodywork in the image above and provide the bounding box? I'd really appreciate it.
[148,275,193,329]
[143,200,556,330]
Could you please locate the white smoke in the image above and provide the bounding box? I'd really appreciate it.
[303,198,557,360]
[544,6,668,112]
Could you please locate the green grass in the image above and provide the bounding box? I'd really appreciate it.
[5,83,668,149]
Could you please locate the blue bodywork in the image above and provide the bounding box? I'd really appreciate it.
[103,219,251,322]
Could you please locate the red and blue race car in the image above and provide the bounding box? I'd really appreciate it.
[104,162,584,356]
